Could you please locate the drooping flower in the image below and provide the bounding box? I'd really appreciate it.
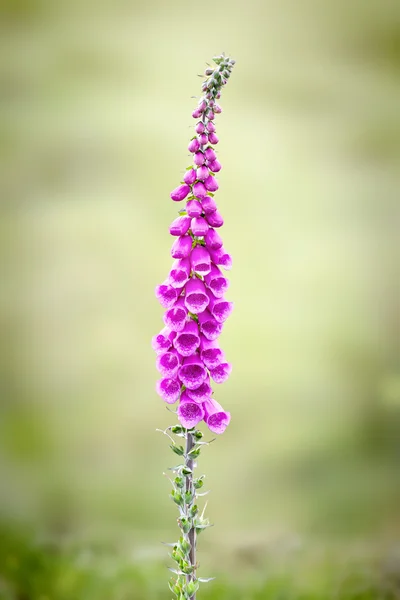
[153,54,235,433]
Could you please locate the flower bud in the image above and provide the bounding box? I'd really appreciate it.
[206,110,215,120]
[191,216,209,237]
[192,108,203,119]
[170,184,190,202]
[205,227,223,250]
[169,215,191,236]
[192,181,207,199]
[213,103,222,113]
[208,132,219,145]
[204,147,217,162]
[208,159,222,172]
[183,168,196,184]
[193,151,205,166]
[206,121,216,133]
[206,209,224,227]
[198,133,208,146]
[195,121,205,134]
[209,246,232,270]
[171,235,193,259]
[204,175,219,192]
[201,196,217,214]
[196,165,209,181]
[188,138,200,153]
[186,199,202,217]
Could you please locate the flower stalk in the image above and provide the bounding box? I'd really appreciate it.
[153,53,235,598]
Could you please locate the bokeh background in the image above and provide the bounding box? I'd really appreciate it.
[1,0,400,598]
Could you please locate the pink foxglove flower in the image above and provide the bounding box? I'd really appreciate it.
[153,54,235,600]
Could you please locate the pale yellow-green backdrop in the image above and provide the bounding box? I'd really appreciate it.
[1,0,399,569]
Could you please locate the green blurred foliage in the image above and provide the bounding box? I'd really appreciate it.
[0,0,400,597]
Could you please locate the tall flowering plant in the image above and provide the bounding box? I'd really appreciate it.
[152,54,235,599]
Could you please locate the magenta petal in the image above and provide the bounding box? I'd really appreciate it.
[195,121,205,134]
[155,281,178,308]
[183,168,197,185]
[186,199,202,218]
[194,151,205,166]
[173,319,200,357]
[191,217,209,237]
[209,247,232,270]
[204,265,229,298]
[208,159,222,173]
[196,165,209,181]
[198,133,208,146]
[171,235,193,259]
[204,147,217,162]
[201,196,217,215]
[207,290,233,323]
[206,121,216,133]
[178,355,207,389]
[170,184,190,202]
[197,309,223,341]
[213,103,222,114]
[203,398,231,434]
[156,378,181,404]
[200,337,225,369]
[169,216,191,236]
[204,175,219,192]
[169,258,191,288]
[205,228,223,250]
[188,138,200,153]
[206,210,224,228]
[152,326,176,354]
[163,297,188,332]
[185,377,212,403]
[177,392,205,428]
[209,362,232,384]
[184,277,210,314]
[208,132,219,145]
[190,245,211,276]
[193,181,207,200]
[156,349,181,378]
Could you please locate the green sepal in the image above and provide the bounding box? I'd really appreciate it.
[170,444,185,456]
[188,447,201,459]
[187,581,200,596]
[178,537,191,555]
[182,466,192,476]
[192,430,203,440]
[170,490,184,507]
[180,560,194,575]
[189,504,199,517]
[174,476,185,489]
[178,517,191,534]
[168,580,180,596]
[194,476,204,489]
[184,490,194,504]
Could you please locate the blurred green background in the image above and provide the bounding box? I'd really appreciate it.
[1,0,400,598]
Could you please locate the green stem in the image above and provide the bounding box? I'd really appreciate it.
[185,431,197,599]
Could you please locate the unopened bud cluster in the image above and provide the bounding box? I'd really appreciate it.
[153,55,235,435]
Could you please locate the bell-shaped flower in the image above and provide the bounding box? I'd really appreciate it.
[163,296,188,332]
[206,209,224,228]
[190,245,211,276]
[184,277,209,314]
[155,280,179,308]
[197,308,223,341]
[177,392,205,428]
[200,336,225,370]
[178,354,208,389]
[151,326,176,354]
[185,376,212,403]
[201,196,218,214]
[209,362,232,384]
[169,258,191,288]
[209,247,232,270]
[156,378,181,404]
[173,319,200,357]
[156,348,181,379]
[204,265,229,298]
[203,398,231,434]
[207,289,233,323]
[205,228,223,250]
